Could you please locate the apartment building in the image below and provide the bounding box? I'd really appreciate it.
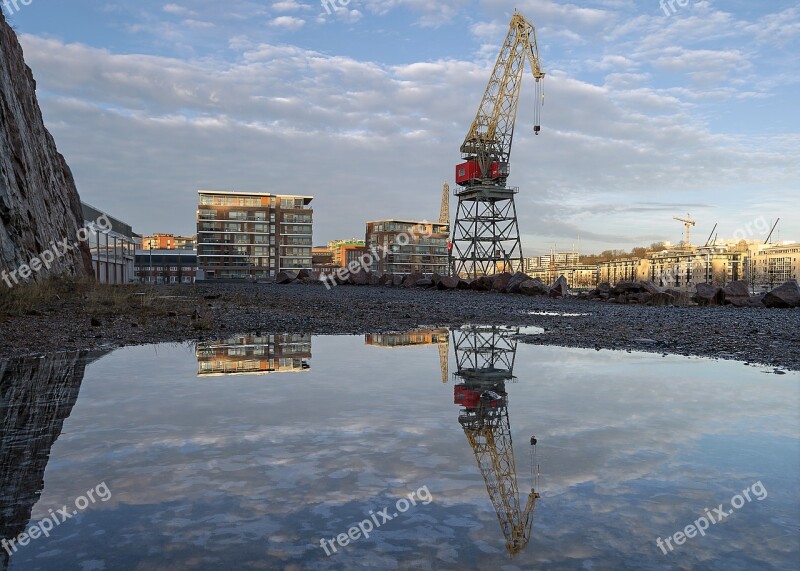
[134,249,197,284]
[747,242,799,289]
[365,219,449,275]
[196,190,313,280]
[142,233,196,251]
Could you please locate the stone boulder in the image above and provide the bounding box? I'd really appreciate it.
[470,276,494,291]
[650,292,675,306]
[351,269,370,285]
[694,283,723,306]
[430,273,443,287]
[402,272,424,288]
[369,273,382,286]
[548,276,569,298]
[378,273,393,285]
[275,271,297,285]
[520,279,549,296]
[506,272,532,294]
[492,272,513,292]
[610,281,644,295]
[392,275,404,287]
[721,280,751,307]
[415,278,434,288]
[640,281,661,295]
[763,280,800,308]
[295,269,311,280]
[664,288,691,306]
[437,275,461,289]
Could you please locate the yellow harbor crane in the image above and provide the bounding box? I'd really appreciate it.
[449,326,540,555]
[451,11,545,277]
[673,213,696,246]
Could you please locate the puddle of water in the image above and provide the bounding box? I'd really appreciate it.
[528,311,591,317]
[1,328,798,570]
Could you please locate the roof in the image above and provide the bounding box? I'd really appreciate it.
[197,189,313,202]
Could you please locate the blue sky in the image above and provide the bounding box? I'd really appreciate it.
[4,0,799,254]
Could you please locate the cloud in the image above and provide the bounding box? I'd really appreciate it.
[269,15,306,29]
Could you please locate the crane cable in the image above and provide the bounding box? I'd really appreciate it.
[529,435,539,492]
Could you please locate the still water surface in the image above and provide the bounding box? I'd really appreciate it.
[1,328,798,570]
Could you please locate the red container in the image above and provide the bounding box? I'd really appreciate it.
[455,160,481,185]
[455,160,508,185]
[454,385,481,408]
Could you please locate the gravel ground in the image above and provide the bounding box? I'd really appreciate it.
[1,282,798,370]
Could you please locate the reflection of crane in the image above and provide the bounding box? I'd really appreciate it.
[438,332,449,383]
[451,12,545,278]
[451,326,540,555]
[673,213,696,247]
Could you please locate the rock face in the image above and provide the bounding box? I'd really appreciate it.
[0,13,92,282]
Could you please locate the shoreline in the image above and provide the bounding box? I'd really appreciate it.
[1,283,798,370]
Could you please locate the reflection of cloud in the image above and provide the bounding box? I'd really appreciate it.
[5,339,797,569]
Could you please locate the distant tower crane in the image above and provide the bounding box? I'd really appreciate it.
[673,213,696,247]
[440,183,451,230]
[451,12,545,278]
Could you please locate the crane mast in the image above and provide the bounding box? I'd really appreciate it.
[451,12,545,277]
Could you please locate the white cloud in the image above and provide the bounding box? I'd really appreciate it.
[269,15,306,29]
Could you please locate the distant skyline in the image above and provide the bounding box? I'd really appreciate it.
[5,0,799,256]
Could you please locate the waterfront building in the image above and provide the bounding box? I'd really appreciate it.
[747,242,800,289]
[196,190,313,280]
[365,219,449,275]
[142,233,196,251]
[134,249,197,284]
[81,202,136,285]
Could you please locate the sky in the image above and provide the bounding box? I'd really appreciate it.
[4,0,799,255]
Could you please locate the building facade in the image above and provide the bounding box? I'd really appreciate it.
[81,202,136,285]
[596,257,646,285]
[747,242,800,290]
[142,233,196,251]
[196,190,313,280]
[365,219,449,275]
[134,249,197,284]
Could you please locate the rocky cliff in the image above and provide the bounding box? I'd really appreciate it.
[0,11,93,281]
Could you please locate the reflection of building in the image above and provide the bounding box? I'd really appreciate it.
[134,249,197,284]
[142,234,196,251]
[195,334,312,376]
[365,219,449,275]
[196,190,313,281]
[81,202,136,284]
[0,352,101,571]
[451,326,539,556]
[365,329,449,348]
